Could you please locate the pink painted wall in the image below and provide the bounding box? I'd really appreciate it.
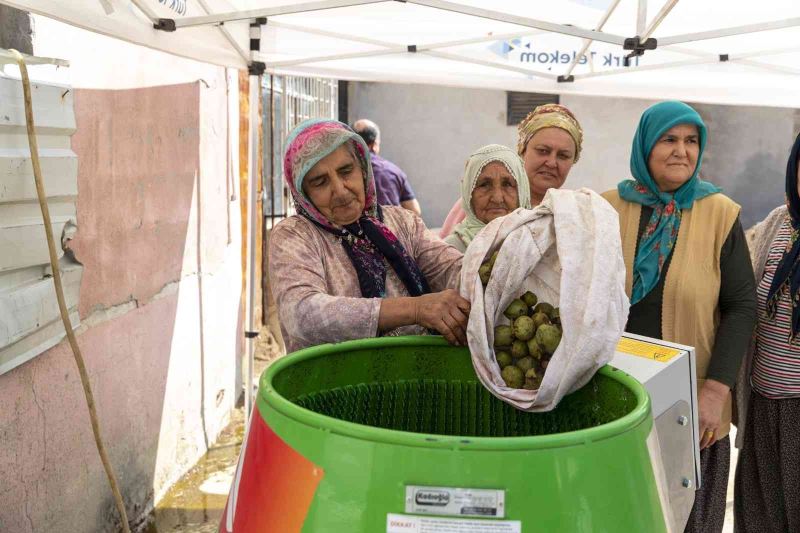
[71,84,201,315]
[0,296,181,531]
[0,79,241,532]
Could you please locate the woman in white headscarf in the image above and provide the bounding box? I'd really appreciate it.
[444,144,531,253]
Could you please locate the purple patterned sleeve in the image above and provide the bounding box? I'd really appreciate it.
[397,169,416,202]
[268,222,381,352]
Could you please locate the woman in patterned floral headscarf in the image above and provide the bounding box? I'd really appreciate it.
[603,101,756,533]
[440,103,582,239]
[269,119,468,353]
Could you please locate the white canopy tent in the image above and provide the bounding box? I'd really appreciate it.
[3,0,800,107]
[3,0,799,414]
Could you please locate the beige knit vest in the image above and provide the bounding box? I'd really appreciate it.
[603,190,741,440]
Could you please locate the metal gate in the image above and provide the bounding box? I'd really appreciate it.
[262,75,338,228]
[261,75,338,350]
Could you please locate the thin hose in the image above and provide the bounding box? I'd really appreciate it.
[9,49,131,533]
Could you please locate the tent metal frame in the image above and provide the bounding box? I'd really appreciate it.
[198,0,250,62]
[567,0,678,80]
[131,0,249,60]
[244,22,262,417]
[659,16,800,46]
[148,0,800,84]
[575,45,800,80]
[171,0,386,28]
[130,0,157,20]
[636,0,647,35]
[260,25,552,78]
[562,0,623,79]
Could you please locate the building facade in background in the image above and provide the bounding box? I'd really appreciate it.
[347,81,800,229]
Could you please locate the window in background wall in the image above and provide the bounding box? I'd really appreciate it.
[262,75,338,227]
[506,91,560,125]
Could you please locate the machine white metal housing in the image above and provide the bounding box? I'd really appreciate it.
[611,332,700,533]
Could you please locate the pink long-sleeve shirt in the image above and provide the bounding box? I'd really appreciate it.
[438,200,466,239]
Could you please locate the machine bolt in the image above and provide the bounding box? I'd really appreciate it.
[677,416,689,426]
[682,478,693,489]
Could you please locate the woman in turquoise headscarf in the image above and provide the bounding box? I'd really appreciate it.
[603,101,756,533]
[444,144,531,252]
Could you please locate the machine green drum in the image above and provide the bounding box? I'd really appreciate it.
[220,336,667,532]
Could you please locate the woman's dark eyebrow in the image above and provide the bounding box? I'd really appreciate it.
[336,162,354,173]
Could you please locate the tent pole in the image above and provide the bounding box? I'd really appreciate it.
[259,25,549,70]
[268,20,543,52]
[130,0,158,21]
[244,21,263,417]
[733,59,800,76]
[659,17,800,46]
[641,0,679,41]
[265,48,406,68]
[422,30,546,50]
[244,72,258,417]
[636,0,647,36]
[670,44,800,60]
[197,0,250,62]
[407,0,627,45]
[562,0,623,79]
[173,0,386,29]
[575,42,800,81]
[423,50,558,79]
[574,56,712,80]
[268,20,397,47]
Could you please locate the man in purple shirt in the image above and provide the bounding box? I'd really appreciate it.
[353,119,422,215]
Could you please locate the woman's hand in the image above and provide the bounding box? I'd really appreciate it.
[697,379,729,450]
[413,290,471,346]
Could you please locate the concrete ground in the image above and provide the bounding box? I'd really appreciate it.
[137,327,283,533]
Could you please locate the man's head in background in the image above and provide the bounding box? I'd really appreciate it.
[353,119,381,154]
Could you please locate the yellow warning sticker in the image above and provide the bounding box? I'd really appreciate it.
[616,337,681,363]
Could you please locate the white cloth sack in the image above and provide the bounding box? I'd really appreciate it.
[460,188,629,411]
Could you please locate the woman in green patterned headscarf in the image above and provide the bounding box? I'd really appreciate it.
[444,144,531,252]
[603,101,756,533]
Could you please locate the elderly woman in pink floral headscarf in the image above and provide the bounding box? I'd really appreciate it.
[269,119,468,353]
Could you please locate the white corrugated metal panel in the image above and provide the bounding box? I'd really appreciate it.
[0,68,81,375]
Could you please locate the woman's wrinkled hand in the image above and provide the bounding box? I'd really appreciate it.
[414,290,471,346]
[698,379,730,450]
